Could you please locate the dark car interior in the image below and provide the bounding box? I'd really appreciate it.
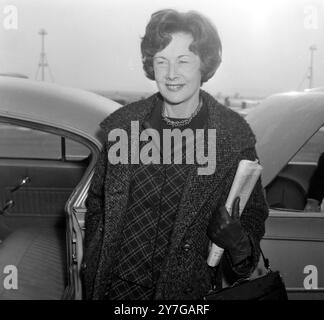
[0,121,90,299]
[265,126,323,212]
[266,165,311,211]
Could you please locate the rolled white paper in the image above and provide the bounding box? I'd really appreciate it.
[207,159,263,267]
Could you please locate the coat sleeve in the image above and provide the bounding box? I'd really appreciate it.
[222,146,269,280]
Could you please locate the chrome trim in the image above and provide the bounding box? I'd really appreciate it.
[263,236,324,242]
[287,287,324,292]
[269,210,324,218]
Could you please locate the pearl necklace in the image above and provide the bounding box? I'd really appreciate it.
[162,99,203,128]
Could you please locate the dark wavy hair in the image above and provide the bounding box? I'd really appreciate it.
[141,9,222,84]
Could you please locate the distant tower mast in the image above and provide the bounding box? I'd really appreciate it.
[35,28,54,81]
[308,45,317,89]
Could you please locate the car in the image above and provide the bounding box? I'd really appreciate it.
[246,90,324,299]
[0,76,120,300]
[0,77,323,300]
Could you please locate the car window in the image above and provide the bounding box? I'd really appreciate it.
[266,125,324,212]
[291,126,324,163]
[65,138,91,160]
[0,123,61,159]
[0,122,90,160]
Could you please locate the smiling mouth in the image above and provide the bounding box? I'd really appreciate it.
[165,84,185,91]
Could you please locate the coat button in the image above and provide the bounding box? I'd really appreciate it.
[183,243,191,252]
[81,262,87,270]
[99,226,103,232]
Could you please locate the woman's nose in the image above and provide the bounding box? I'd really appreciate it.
[166,63,178,80]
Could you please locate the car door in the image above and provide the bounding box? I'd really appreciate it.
[0,120,90,230]
[0,119,91,300]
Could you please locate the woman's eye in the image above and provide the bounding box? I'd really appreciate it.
[179,60,189,64]
[156,60,166,65]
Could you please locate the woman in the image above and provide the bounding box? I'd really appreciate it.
[82,9,269,300]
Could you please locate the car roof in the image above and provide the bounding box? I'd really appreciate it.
[0,73,29,79]
[246,91,324,186]
[0,77,121,149]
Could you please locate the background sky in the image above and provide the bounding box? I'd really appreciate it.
[1,0,324,98]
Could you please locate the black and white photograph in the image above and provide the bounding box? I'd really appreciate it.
[0,0,323,307]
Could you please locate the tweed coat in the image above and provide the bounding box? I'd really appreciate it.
[82,90,269,300]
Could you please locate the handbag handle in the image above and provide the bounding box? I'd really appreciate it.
[228,244,272,288]
[259,244,271,272]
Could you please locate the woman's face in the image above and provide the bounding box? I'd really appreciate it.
[153,32,202,107]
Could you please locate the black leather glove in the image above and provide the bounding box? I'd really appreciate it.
[207,197,252,267]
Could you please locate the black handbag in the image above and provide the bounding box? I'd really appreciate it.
[204,247,288,300]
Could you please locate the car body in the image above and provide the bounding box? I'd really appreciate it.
[246,91,324,299]
[0,77,323,299]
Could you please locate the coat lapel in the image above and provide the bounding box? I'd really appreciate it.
[103,105,157,247]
